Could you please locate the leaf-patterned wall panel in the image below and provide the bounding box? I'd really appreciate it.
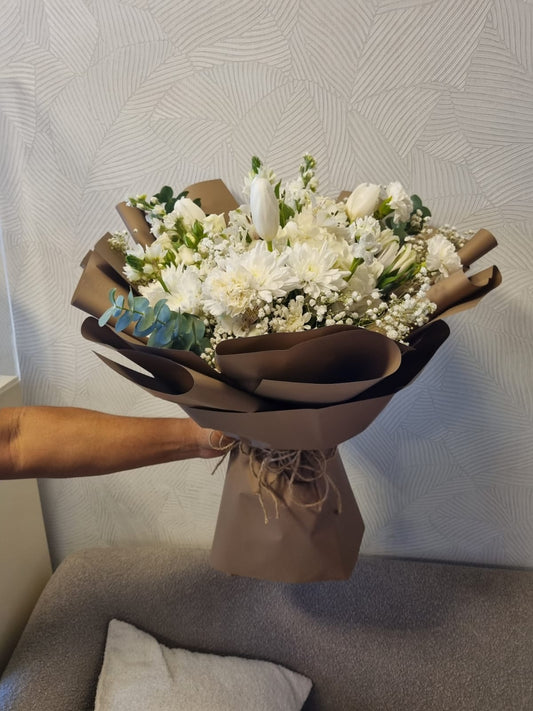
[0,0,531,568]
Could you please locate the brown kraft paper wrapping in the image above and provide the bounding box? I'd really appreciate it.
[210,446,364,583]
[72,179,501,583]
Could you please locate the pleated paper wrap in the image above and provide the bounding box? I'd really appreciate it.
[72,180,501,583]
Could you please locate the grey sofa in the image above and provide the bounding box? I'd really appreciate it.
[0,545,531,710]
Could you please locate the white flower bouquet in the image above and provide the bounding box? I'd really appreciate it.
[73,156,501,582]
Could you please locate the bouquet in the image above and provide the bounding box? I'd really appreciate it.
[72,156,500,582]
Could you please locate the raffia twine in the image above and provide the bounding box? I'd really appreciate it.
[209,431,341,524]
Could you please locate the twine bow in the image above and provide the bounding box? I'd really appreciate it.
[209,432,342,524]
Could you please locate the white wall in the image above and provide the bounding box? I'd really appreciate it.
[1,0,531,568]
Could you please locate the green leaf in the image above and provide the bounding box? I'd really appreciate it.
[410,194,423,212]
[279,201,295,228]
[154,186,173,204]
[126,254,145,271]
[251,156,262,174]
[374,197,392,220]
[191,220,205,240]
[393,223,408,241]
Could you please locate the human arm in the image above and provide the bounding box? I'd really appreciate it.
[0,406,227,479]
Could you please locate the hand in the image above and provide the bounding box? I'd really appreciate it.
[185,419,236,459]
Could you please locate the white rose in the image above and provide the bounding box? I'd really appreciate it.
[345,183,381,221]
[386,182,413,224]
[426,233,462,278]
[249,177,280,241]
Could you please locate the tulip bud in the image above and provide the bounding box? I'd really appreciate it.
[391,244,416,273]
[345,183,381,221]
[173,197,206,227]
[250,177,279,241]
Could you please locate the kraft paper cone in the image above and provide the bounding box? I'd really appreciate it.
[93,233,128,280]
[72,251,131,321]
[117,349,267,413]
[457,228,498,267]
[116,203,153,247]
[427,266,502,318]
[82,317,221,378]
[210,447,364,582]
[216,327,401,403]
[182,320,450,450]
[184,179,239,217]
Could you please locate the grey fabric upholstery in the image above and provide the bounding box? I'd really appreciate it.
[0,546,531,711]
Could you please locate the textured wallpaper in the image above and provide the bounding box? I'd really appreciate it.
[1,0,532,568]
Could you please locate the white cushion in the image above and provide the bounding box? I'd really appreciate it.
[94,619,312,711]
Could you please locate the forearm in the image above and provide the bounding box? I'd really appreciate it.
[0,407,218,479]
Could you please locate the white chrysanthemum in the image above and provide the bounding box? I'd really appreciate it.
[140,265,203,315]
[239,242,297,300]
[286,241,348,298]
[387,182,413,224]
[271,298,312,333]
[425,233,462,278]
[202,242,295,318]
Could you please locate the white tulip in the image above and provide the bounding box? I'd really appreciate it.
[345,183,381,221]
[249,177,279,241]
[172,197,206,227]
[391,244,417,273]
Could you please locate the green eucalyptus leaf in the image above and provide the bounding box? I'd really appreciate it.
[115,311,133,333]
[98,306,116,327]
[134,307,156,335]
[410,194,422,212]
[132,296,150,312]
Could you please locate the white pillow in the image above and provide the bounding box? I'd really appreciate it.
[94,619,312,711]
